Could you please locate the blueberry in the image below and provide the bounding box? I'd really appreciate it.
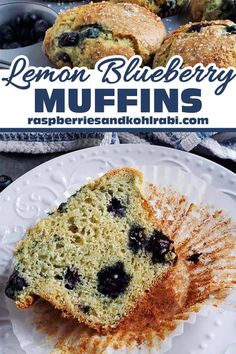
[79,305,91,314]
[55,274,63,280]
[57,202,67,213]
[97,262,131,299]
[58,26,101,47]
[0,175,13,192]
[29,29,36,42]
[20,32,34,47]
[79,26,101,40]
[107,197,126,217]
[1,43,9,49]
[29,13,38,24]
[5,270,28,300]
[5,42,21,49]
[58,32,79,47]
[34,19,50,38]
[21,39,32,47]
[37,36,44,43]
[146,230,174,264]
[58,52,72,64]
[86,27,101,38]
[11,15,23,30]
[128,225,147,254]
[187,23,209,33]
[226,25,236,34]
[159,0,176,16]
[23,13,39,28]
[1,25,15,43]
[187,252,202,264]
[221,1,236,21]
[64,267,82,290]
[161,0,176,11]
[18,27,29,43]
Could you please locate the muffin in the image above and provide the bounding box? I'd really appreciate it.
[27,182,236,354]
[191,0,236,22]
[111,0,187,17]
[153,20,236,67]
[43,2,166,68]
[5,168,178,333]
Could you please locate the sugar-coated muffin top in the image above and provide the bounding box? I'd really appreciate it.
[110,0,187,17]
[43,2,166,68]
[153,20,236,67]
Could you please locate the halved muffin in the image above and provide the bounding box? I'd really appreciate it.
[5,168,178,333]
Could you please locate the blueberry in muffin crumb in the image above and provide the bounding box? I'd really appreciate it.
[107,197,126,217]
[58,32,79,47]
[58,52,72,63]
[58,25,103,48]
[128,225,147,254]
[79,305,91,314]
[5,270,28,300]
[146,230,176,264]
[226,25,236,34]
[187,23,209,33]
[57,202,67,213]
[64,266,82,290]
[97,262,131,299]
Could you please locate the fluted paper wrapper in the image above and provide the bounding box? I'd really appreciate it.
[6,166,236,354]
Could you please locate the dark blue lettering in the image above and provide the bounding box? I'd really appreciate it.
[35,89,65,112]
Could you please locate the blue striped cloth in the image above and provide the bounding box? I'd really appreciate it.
[0,132,235,161]
[118,132,236,161]
[0,132,118,154]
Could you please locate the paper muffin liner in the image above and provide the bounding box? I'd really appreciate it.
[5,165,236,354]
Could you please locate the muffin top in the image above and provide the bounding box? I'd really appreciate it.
[70,2,164,47]
[43,2,166,68]
[110,0,186,17]
[153,20,236,68]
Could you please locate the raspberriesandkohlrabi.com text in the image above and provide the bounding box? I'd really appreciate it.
[27,115,209,128]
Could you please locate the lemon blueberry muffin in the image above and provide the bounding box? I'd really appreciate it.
[43,2,166,69]
[153,20,236,67]
[111,0,187,17]
[191,0,236,22]
[5,168,178,333]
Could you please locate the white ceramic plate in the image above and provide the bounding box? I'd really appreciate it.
[0,145,236,354]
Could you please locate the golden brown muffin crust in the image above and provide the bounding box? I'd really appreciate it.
[73,2,163,52]
[43,2,166,68]
[153,20,236,67]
